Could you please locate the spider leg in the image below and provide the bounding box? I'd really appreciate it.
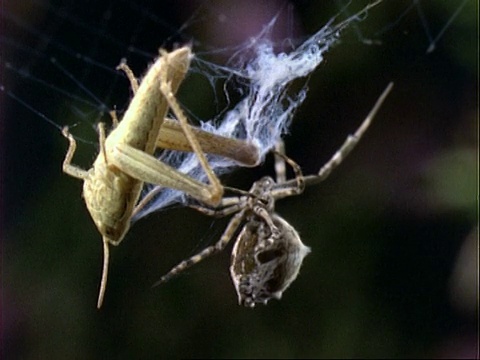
[153,209,247,286]
[282,82,393,189]
[311,83,393,185]
[189,195,244,217]
[274,141,287,184]
[251,206,282,243]
[270,147,305,200]
[190,202,244,218]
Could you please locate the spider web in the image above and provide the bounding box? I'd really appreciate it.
[1,0,472,220]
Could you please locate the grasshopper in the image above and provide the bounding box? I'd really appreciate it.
[62,46,259,308]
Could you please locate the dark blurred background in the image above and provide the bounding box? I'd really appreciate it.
[1,0,477,358]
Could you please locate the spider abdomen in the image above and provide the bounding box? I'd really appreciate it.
[230,213,311,307]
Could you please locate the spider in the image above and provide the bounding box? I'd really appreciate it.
[153,82,394,307]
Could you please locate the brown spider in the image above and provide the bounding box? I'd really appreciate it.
[153,82,393,307]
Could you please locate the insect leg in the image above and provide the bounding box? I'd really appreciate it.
[61,126,89,179]
[159,78,224,206]
[153,209,247,286]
